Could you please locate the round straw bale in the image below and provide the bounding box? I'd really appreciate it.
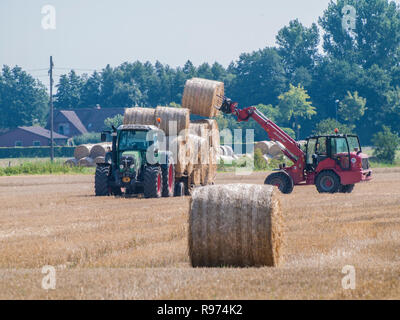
[189,184,283,268]
[123,107,156,126]
[90,143,112,159]
[182,78,224,118]
[78,157,95,167]
[167,136,191,177]
[191,119,220,148]
[255,141,273,155]
[74,144,94,160]
[155,106,190,137]
[64,158,78,167]
[268,142,282,157]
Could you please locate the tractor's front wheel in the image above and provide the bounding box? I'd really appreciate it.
[161,163,175,197]
[143,166,163,199]
[95,165,111,196]
[265,172,294,194]
[316,171,340,193]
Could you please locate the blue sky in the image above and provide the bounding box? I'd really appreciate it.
[1,0,398,87]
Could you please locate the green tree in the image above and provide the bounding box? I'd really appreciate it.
[319,0,400,68]
[339,91,367,123]
[54,70,84,109]
[0,66,48,129]
[104,114,123,130]
[372,126,400,163]
[276,19,320,73]
[278,84,316,139]
[231,47,287,106]
[254,148,267,170]
[313,118,355,136]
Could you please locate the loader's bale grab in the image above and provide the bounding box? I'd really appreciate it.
[189,184,284,268]
[182,78,224,118]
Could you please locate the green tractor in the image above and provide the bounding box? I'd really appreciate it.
[95,124,185,198]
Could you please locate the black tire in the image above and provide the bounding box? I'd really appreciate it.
[174,182,185,197]
[143,166,163,199]
[265,172,294,194]
[95,165,111,196]
[339,184,355,193]
[161,162,175,197]
[316,171,341,193]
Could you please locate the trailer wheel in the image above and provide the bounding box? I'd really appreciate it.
[316,171,340,193]
[95,165,111,196]
[143,166,163,199]
[265,172,294,194]
[174,182,185,197]
[339,184,355,193]
[161,163,175,197]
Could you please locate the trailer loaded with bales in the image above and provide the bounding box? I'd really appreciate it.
[95,78,223,198]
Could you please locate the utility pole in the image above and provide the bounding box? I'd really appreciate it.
[49,56,54,162]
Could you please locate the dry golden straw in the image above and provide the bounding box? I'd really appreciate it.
[155,106,190,137]
[74,144,94,160]
[182,78,224,118]
[123,107,156,126]
[189,184,283,268]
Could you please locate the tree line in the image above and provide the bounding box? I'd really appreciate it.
[1,0,400,146]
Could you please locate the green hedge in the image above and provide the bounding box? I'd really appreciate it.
[0,147,75,159]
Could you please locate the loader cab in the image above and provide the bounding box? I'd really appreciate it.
[305,134,362,172]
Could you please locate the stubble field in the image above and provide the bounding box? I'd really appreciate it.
[0,168,399,299]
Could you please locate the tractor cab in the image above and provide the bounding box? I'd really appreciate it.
[305,134,364,171]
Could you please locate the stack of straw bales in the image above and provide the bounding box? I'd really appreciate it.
[255,141,283,159]
[65,143,112,167]
[189,184,284,268]
[182,78,224,118]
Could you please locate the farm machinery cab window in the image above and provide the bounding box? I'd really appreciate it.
[117,130,153,151]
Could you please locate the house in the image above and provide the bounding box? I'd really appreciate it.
[0,126,68,147]
[48,107,125,137]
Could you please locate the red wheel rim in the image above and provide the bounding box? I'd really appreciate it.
[168,165,173,191]
[157,173,161,194]
[324,178,333,188]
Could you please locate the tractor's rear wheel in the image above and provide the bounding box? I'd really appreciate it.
[95,165,111,196]
[265,172,294,194]
[143,166,163,199]
[339,184,355,193]
[316,171,340,193]
[161,163,175,197]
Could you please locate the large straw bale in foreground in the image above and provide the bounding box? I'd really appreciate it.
[74,144,94,160]
[155,106,190,137]
[123,107,155,126]
[182,78,224,118]
[189,184,283,268]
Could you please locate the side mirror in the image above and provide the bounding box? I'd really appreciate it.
[101,133,107,142]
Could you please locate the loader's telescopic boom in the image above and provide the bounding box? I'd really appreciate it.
[219,98,306,183]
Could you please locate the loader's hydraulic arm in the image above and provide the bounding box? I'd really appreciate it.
[219,98,305,171]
